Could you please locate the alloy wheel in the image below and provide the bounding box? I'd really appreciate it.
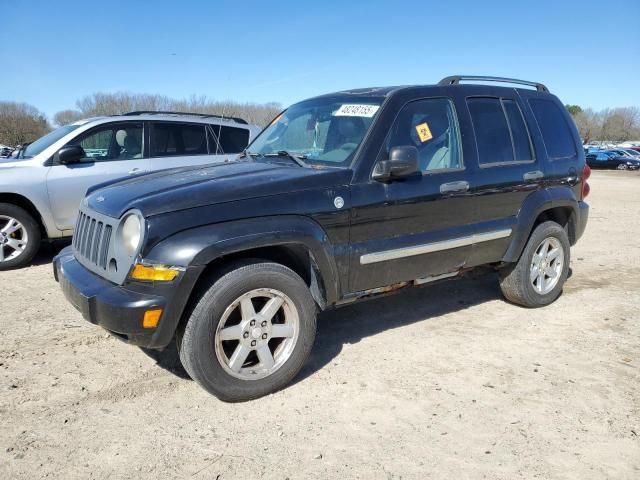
[0,215,28,263]
[530,237,563,295]
[214,288,300,380]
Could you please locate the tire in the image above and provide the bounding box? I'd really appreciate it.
[179,261,317,402]
[0,203,41,271]
[499,221,570,308]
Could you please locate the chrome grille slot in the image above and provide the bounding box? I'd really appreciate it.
[74,213,85,249]
[84,219,96,258]
[99,225,112,269]
[91,222,103,264]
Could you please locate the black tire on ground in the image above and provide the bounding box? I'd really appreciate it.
[179,261,317,402]
[0,203,41,271]
[499,221,570,308]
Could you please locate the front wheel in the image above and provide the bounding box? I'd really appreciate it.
[179,261,317,402]
[0,203,41,271]
[499,221,570,308]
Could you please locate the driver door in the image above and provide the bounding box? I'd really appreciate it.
[349,97,475,292]
[46,122,149,231]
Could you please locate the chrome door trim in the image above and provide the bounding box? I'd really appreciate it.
[360,228,512,265]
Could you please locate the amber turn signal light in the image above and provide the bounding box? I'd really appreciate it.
[143,309,163,328]
[130,264,180,282]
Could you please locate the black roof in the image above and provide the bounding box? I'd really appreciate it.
[308,75,550,102]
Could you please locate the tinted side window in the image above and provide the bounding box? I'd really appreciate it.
[528,98,577,159]
[467,98,513,164]
[385,98,462,172]
[151,123,208,157]
[502,99,533,161]
[212,125,250,154]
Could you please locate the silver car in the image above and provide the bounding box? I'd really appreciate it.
[0,112,260,269]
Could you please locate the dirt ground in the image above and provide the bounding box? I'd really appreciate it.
[1,171,638,479]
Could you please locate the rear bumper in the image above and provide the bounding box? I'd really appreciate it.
[54,246,203,349]
[574,200,589,244]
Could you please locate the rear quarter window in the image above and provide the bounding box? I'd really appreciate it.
[211,125,250,154]
[528,98,577,160]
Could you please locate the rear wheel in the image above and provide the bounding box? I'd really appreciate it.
[179,261,317,402]
[499,221,570,307]
[0,203,41,271]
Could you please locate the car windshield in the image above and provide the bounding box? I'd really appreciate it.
[21,124,82,159]
[247,96,384,167]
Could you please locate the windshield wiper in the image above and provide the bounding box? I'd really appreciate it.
[238,149,262,160]
[264,150,308,168]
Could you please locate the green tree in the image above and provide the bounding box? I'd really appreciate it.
[565,104,583,116]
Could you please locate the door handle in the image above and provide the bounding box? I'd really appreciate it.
[440,181,469,194]
[128,168,141,175]
[523,170,544,181]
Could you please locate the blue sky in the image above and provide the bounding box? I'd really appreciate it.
[1,0,638,119]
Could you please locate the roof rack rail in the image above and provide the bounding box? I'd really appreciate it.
[438,75,549,93]
[122,111,248,124]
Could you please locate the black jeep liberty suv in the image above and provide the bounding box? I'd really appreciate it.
[54,76,590,402]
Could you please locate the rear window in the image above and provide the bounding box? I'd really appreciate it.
[467,97,533,165]
[528,98,577,160]
[211,125,250,154]
[151,123,208,157]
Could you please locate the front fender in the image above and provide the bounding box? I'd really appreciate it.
[143,215,341,305]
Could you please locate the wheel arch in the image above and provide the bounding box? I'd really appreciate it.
[503,187,580,263]
[0,193,48,239]
[144,215,341,309]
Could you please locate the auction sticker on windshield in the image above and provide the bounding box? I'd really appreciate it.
[334,104,380,117]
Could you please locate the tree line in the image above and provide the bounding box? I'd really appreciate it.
[1,92,639,147]
[0,92,283,147]
[565,105,640,144]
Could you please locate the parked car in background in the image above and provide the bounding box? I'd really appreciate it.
[0,145,13,158]
[54,75,590,401]
[607,149,638,158]
[586,151,640,170]
[619,149,640,158]
[0,112,260,270]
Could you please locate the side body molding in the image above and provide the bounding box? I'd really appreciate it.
[502,186,579,263]
[144,215,342,305]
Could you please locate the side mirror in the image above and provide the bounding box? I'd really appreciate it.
[373,145,420,182]
[58,145,86,165]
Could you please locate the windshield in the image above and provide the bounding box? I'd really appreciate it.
[21,124,81,159]
[248,96,384,167]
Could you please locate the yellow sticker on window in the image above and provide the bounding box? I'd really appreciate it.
[415,122,433,143]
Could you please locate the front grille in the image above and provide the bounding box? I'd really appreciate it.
[73,211,114,270]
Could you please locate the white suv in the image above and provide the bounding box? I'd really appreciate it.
[0,112,261,269]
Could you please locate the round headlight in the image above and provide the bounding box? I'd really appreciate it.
[121,213,142,257]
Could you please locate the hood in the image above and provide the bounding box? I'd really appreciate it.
[86,160,353,218]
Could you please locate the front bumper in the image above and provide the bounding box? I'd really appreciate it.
[54,246,203,349]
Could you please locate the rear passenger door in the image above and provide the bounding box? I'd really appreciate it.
[149,122,216,171]
[463,94,542,267]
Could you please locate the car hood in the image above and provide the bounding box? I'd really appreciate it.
[86,160,353,218]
